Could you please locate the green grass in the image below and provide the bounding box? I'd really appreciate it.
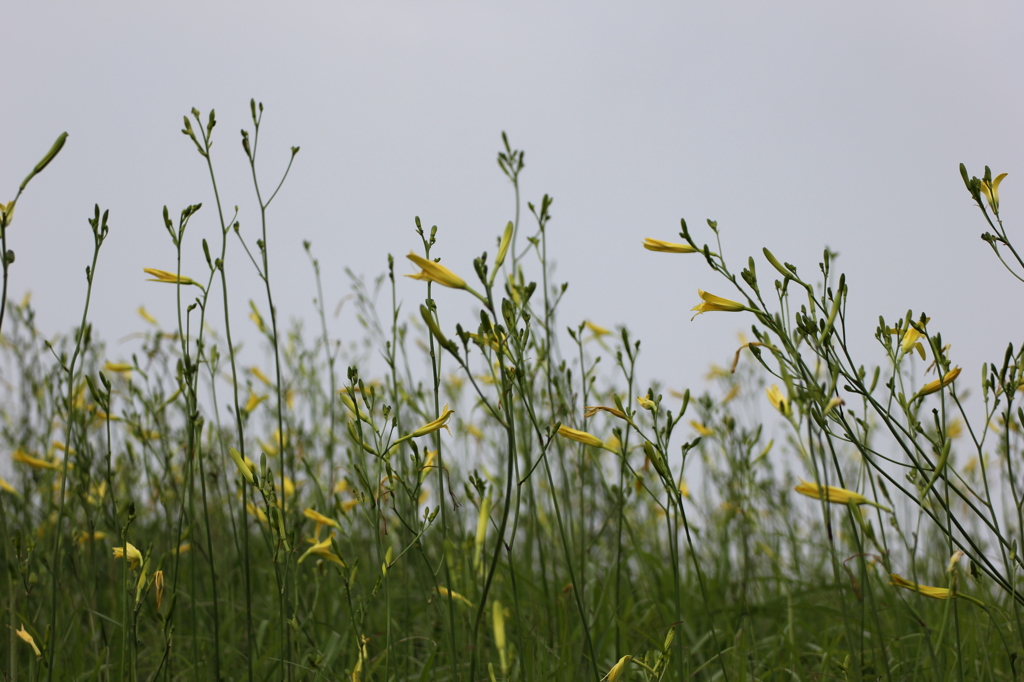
[0,105,1021,681]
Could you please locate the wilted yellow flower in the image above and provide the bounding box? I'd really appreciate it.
[979,172,1008,213]
[557,425,605,449]
[643,238,697,254]
[12,448,60,471]
[405,252,467,289]
[916,366,962,399]
[889,573,955,600]
[303,507,340,538]
[794,480,890,511]
[143,268,203,290]
[691,290,746,318]
[603,655,632,682]
[690,421,714,437]
[437,586,473,607]
[408,405,454,439]
[154,570,165,611]
[637,394,656,411]
[766,384,791,417]
[15,624,41,657]
[113,542,143,570]
[584,405,627,420]
[947,550,965,574]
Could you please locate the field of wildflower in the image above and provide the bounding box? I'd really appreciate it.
[1,104,1021,681]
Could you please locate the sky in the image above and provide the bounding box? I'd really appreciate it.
[2,1,1022,413]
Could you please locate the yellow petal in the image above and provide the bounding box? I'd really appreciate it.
[405,252,467,289]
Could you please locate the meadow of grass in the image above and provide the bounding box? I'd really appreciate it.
[0,104,1021,681]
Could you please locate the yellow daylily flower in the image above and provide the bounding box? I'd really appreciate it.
[643,238,697,254]
[15,624,41,657]
[407,404,454,439]
[75,530,107,544]
[794,479,890,511]
[584,320,612,336]
[637,394,656,411]
[603,655,632,682]
[916,366,962,399]
[297,534,345,566]
[556,425,605,449]
[0,475,17,495]
[980,172,1008,213]
[103,361,133,377]
[243,391,267,414]
[137,306,158,325]
[113,542,143,570]
[303,507,340,538]
[12,448,60,471]
[899,326,927,360]
[405,252,466,289]
[766,384,791,417]
[691,290,746,318]
[250,366,273,386]
[690,421,714,437]
[143,268,203,290]
[889,573,955,600]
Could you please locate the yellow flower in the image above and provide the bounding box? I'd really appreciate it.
[113,542,143,570]
[637,394,656,411]
[12,448,60,471]
[766,384,791,417]
[303,507,340,538]
[557,424,605,449]
[408,404,454,439]
[979,172,1008,213]
[437,586,474,607]
[243,391,267,414]
[584,320,612,336]
[794,479,890,511]
[75,530,107,544]
[15,624,41,657]
[691,290,746,318]
[643,238,697,254]
[899,326,927,360]
[297,534,345,566]
[250,366,273,386]
[690,421,714,437]
[0,475,17,495]
[103,361,133,377]
[137,306,158,325]
[405,252,467,289]
[916,366,962,399]
[143,268,203,290]
[603,655,632,682]
[889,573,955,600]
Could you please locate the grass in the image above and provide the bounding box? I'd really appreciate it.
[0,104,1021,681]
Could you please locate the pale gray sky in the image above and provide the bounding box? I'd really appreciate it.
[2,1,1022,403]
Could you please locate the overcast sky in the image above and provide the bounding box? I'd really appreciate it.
[2,1,1022,409]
